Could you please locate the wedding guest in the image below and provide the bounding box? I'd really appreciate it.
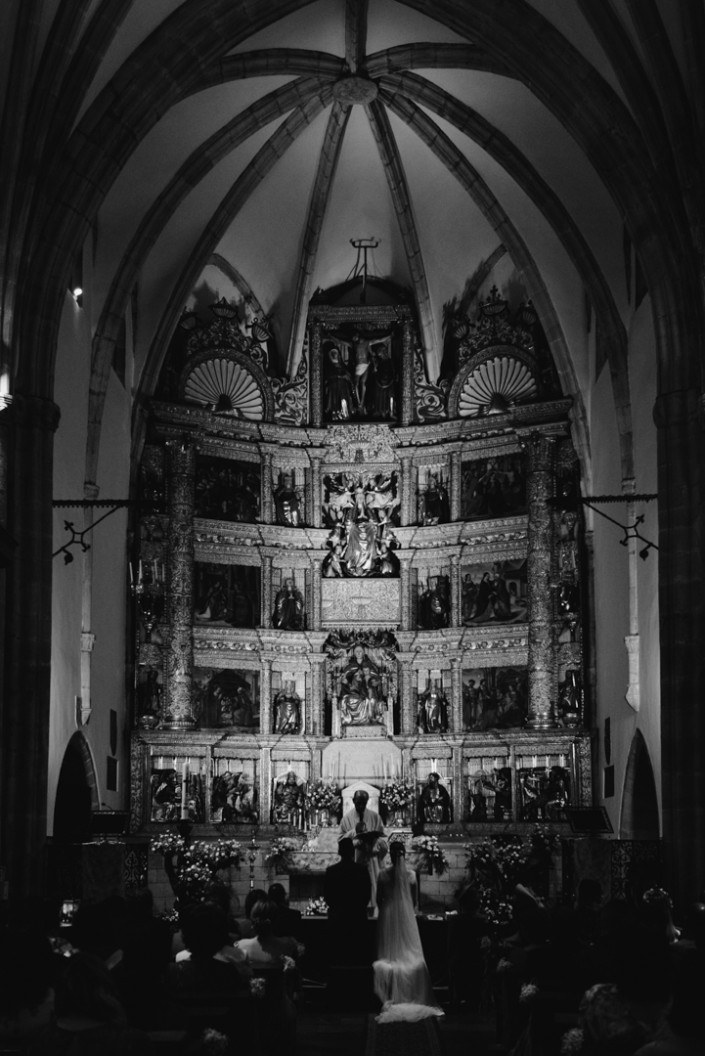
[267,884,303,940]
[324,836,372,965]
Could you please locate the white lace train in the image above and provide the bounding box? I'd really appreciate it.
[372,861,444,1022]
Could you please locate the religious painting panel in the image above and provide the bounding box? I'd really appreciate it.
[321,471,400,578]
[193,666,260,730]
[515,751,571,822]
[149,754,206,823]
[465,756,513,823]
[461,665,528,730]
[321,328,400,424]
[195,562,260,628]
[211,756,259,824]
[461,559,527,625]
[194,454,261,522]
[460,452,527,520]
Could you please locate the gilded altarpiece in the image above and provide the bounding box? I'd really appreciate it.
[130,289,591,845]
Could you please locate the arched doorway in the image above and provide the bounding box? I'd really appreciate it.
[620,729,660,841]
[53,732,98,842]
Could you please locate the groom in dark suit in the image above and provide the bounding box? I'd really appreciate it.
[324,835,372,965]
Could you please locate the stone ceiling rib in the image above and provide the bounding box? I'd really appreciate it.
[365,98,438,382]
[286,102,351,378]
[364,42,503,78]
[133,88,333,461]
[380,71,632,476]
[379,84,590,466]
[86,77,330,483]
[345,0,369,73]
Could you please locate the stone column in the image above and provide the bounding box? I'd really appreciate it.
[450,449,462,521]
[399,656,416,735]
[1,395,59,901]
[450,554,461,628]
[451,745,463,824]
[310,321,323,428]
[310,556,322,630]
[525,432,556,729]
[260,746,273,827]
[401,317,415,426]
[162,440,197,729]
[261,451,274,523]
[400,455,413,526]
[261,554,273,629]
[260,657,273,736]
[309,456,322,528]
[400,556,413,631]
[309,656,325,736]
[450,656,462,734]
[654,385,705,911]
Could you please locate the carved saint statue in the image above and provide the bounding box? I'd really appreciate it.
[273,472,302,527]
[273,681,302,735]
[272,578,305,631]
[417,680,450,733]
[338,644,387,726]
[418,771,452,824]
[272,770,306,825]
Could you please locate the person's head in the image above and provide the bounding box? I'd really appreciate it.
[428,771,440,788]
[250,900,277,939]
[244,888,268,919]
[353,790,369,814]
[267,883,287,908]
[389,841,406,865]
[180,902,230,960]
[353,645,365,662]
[338,836,355,862]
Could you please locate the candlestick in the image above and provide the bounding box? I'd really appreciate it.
[180,760,189,819]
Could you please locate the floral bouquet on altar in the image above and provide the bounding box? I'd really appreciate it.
[305,780,342,818]
[304,896,329,916]
[379,779,415,814]
[264,836,299,871]
[150,833,244,905]
[411,834,449,875]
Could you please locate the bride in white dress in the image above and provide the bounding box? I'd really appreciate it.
[373,840,445,1023]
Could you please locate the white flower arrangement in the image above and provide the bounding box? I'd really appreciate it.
[250,977,266,999]
[642,884,673,908]
[560,1027,584,1054]
[411,835,449,875]
[150,834,244,903]
[379,780,415,811]
[304,896,329,916]
[305,780,342,813]
[520,982,539,1003]
[264,836,299,867]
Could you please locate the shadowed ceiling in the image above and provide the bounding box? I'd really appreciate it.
[4,0,702,487]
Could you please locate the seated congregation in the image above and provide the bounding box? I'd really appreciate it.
[1,869,705,1056]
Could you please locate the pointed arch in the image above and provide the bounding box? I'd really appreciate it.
[619,729,660,840]
[53,732,99,842]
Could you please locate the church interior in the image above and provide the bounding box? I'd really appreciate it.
[1,2,704,1053]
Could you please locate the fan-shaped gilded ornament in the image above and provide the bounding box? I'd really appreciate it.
[458,355,537,418]
[183,357,264,419]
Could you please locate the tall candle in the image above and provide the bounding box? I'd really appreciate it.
[180,760,189,818]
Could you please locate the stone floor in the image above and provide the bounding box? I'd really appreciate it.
[297,988,500,1056]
